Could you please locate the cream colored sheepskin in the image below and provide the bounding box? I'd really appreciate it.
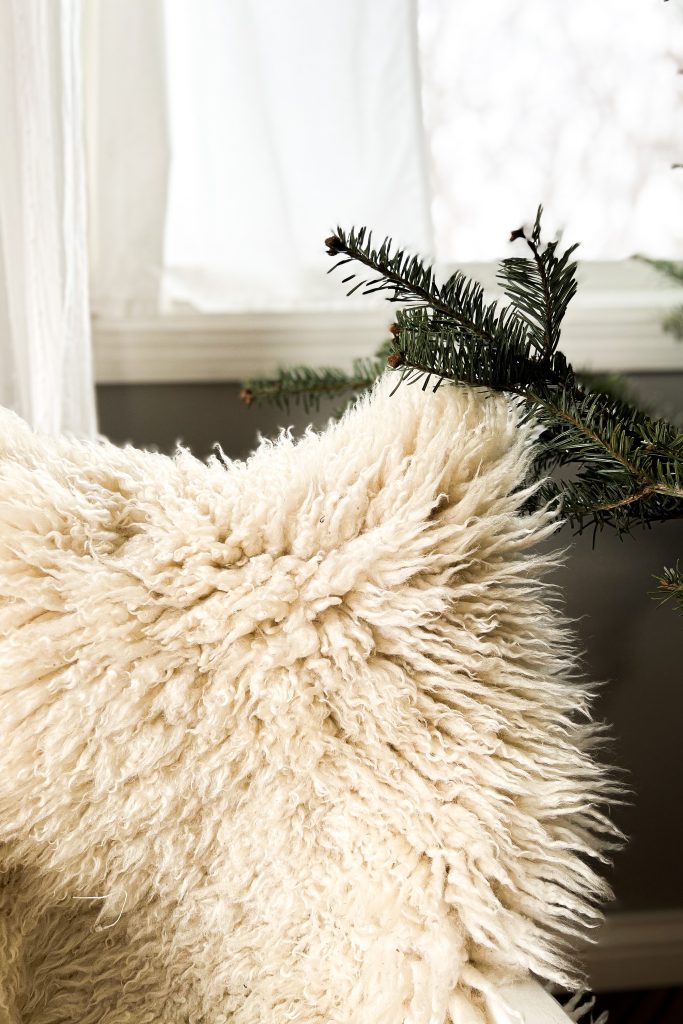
[0,377,617,1024]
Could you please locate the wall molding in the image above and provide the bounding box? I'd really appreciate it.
[92,305,683,384]
[92,261,683,383]
[580,909,683,992]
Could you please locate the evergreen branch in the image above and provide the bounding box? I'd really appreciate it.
[237,209,682,613]
[385,346,683,532]
[325,214,683,540]
[653,563,683,613]
[636,255,683,285]
[237,205,679,606]
[391,309,682,504]
[326,230,516,348]
[499,207,579,357]
[525,386,681,492]
[240,347,392,415]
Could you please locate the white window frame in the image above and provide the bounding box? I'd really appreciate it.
[92,259,683,384]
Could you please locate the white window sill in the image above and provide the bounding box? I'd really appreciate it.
[92,261,683,384]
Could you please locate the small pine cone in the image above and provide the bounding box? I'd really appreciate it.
[325,234,343,255]
[239,388,254,406]
[388,323,400,337]
[387,353,404,369]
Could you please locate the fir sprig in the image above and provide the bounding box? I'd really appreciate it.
[240,346,392,415]
[653,563,683,613]
[499,207,579,357]
[323,211,683,537]
[240,209,682,610]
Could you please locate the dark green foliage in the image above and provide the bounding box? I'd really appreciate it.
[241,344,392,415]
[241,209,682,609]
[527,384,683,534]
[498,207,579,357]
[322,209,683,540]
[653,563,683,613]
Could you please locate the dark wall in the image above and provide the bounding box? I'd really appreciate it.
[98,381,313,463]
[97,374,683,913]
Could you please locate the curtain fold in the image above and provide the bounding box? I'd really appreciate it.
[0,0,97,436]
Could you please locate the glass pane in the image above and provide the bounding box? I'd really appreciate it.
[419,0,683,260]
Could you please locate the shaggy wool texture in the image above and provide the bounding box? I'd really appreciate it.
[0,377,618,1024]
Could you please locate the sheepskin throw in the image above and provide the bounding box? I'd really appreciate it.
[0,377,616,1024]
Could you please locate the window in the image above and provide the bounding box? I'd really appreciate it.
[420,0,683,261]
[86,0,683,382]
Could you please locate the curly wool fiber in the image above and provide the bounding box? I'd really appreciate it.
[0,377,617,1023]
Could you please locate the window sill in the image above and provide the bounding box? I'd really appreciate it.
[92,262,683,384]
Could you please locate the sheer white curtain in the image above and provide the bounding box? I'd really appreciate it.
[0,0,97,436]
[88,0,432,316]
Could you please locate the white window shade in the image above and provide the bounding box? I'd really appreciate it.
[162,0,431,313]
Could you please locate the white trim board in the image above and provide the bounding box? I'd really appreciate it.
[92,304,683,384]
[92,260,683,383]
[580,909,683,993]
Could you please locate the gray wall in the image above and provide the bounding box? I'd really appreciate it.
[98,374,683,913]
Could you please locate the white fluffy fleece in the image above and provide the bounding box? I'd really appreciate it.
[0,377,618,1024]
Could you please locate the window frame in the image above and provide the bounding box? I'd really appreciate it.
[91,259,683,383]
